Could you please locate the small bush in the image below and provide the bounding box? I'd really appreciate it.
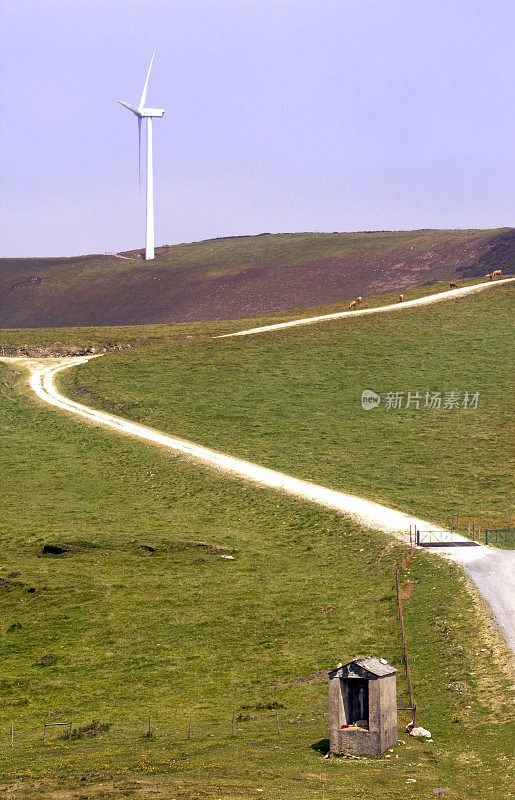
[66,720,111,740]
[242,701,285,711]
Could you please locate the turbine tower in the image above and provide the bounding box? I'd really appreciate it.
[118,50,164,260]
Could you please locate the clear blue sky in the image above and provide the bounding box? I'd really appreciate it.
[1,0,513,256]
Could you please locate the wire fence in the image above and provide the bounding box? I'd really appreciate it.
[450,514,514,543]
[395,543,417,727]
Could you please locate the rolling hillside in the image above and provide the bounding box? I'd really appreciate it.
[0,281,514,798]
[57,281,514,533]
[1,227,513,329]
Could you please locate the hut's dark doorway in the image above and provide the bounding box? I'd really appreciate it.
[349,679,369,726]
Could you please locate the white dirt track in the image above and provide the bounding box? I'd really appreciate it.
[218,277,515,337]
[2,277,514,651]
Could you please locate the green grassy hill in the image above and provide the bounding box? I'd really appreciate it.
[58,281,514,530]
[0,279,513,798]
[1,228,513,329]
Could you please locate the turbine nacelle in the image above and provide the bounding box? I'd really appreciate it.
[117,101,165,118]
[140,107,165,118]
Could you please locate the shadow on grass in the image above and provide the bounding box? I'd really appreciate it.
[310,738,329,755]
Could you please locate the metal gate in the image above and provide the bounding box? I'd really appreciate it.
[416,529,480,547]
[485,528,515,546]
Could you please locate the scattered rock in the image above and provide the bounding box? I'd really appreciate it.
[410,726,432,739]
[113,403,126,410]
[138,545,156,556]
[34,653,57,667]
[207,544,238,555]
[446,681,469,695]
[7,622,22,631]
[41,540,97,556]
[42,543,71,556]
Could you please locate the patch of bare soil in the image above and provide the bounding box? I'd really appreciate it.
[0,777,251,799]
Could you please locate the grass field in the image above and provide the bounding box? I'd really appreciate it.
[0,357,513,799]
[57,281,514,532]
[1,228,512,328]
[0,278,513,797]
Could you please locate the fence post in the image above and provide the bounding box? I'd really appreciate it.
[416,529,420,546]
[485,529,488,546]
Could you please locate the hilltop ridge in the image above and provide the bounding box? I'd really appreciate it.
[1,228,513,328]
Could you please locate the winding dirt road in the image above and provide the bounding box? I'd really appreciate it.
[2,277,514,650]
[217,277,515,337]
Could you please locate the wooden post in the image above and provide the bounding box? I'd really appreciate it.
[68,722,72,743]
[320,773,327,800]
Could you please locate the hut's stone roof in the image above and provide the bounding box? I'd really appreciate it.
[328,657,396,679]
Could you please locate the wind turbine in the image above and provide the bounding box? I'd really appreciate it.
[118,50,164,260]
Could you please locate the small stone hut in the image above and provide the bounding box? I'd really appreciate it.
[328,656,397,756]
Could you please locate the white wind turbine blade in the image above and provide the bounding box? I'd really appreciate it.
[118,100,141,115]
[139,49,156,110]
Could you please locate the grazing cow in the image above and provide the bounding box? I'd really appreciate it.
[449,282,457,288]
[349,300,357,309]
[357,296,363,303]
[492,269,502,277]
[487,273,494,280]
[398,294,404,302]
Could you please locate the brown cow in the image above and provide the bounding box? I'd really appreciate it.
[487,273,494,280]
[349,300,357,309]
[357,296,363,303]
[449,282,457,288]
[398,294,404,302]
[492,269,502,277]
